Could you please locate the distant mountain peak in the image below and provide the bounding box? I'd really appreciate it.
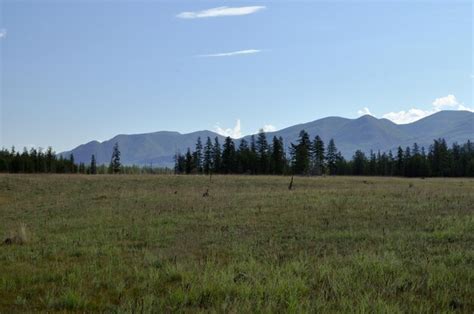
[61,110,473,167]
[357,114,377,120]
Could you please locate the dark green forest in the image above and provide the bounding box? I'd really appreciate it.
[174,130,474,177]
[0,145,170,175]
[1,130,473,177]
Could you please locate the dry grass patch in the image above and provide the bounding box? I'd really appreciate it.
[3,223,29,245]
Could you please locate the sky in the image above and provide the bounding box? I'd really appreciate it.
[0,0,472,152]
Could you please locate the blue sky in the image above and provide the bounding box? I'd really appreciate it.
[1,0,472,151]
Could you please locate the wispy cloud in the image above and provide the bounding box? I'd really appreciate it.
[177,6,265,19]
[380,94,473,124]
[214,119,242,138]
[197,49,261,58]
[0,29,7,39]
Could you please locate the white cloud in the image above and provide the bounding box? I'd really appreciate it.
[214,119,242,138]
[177,6,265,19]
[0,29,6,39]
[382,109,432,124]
[262,124,276,133]
[357,107,372,116]
[382,94,473,124]
[432,94,458,110]
[458,104,474,111]
[197,49,261,58]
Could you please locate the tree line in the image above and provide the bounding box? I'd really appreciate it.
[1,132,473,177]
[174,130,474,177]
[0,143,171,175]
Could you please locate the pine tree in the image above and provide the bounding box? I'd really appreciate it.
[46,147,54,173]
[271,136,286,175]
[109,142,121,174]
[290,130,311,175]
[396,146,404,176]
[451,143,462,176]
[78,162,86,174]
[312,135,325,175]
[29,148,38,172]
[249,135,258,174]
[221,137,236,173]
[90,154,97,175]
[203,137,213,174]
[212,137,222,173]
[237,138,250,173]
[369,150,376,175]
[174,152,186,174]
[335,152,346,175]
[256,129,269,174]
[185,148,194,174]
[194,137,203,174]
[69,154,76,173]
[387,150,394,175]
[326,139,338,175]
[412,142,420,155]
[429,138,450,176]
[352,150,366,175]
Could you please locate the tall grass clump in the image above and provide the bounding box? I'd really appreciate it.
[3,223,29,245]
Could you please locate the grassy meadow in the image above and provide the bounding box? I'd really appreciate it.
[0,174,473,312]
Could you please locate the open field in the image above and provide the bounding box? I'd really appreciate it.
[0,174,473,312]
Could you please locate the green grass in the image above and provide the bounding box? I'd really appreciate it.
[0,174,473,312]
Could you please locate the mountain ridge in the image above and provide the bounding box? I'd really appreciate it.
[61,110,474,167]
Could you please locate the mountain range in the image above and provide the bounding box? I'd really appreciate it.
[61,110,474,167]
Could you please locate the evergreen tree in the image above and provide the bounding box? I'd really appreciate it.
[90,154,97,175]
[78,162,86,174]
[271,136,286,175]
[369,150,376,175]
[412,142,420,155]
[429,138,450,176]
[290,130,311,175]
[396,146,404,176]
[312,135,325,175]
[212,137,222,173]
[69,154,76,173]
[464,141,474,176]
[46,147,54,173]
[335,152,347,175]
[29,148,38,172]
[352,150,366,175]
[194,137,203,174]
[174,152,186,174]
[237,138,250,173]
[109,142,121,174]
[404,147,411,176]
[221,137,236,173]
[0,150,8,172]
[185,148,194,174]
[203,137,213,174]
[249,135,258,174]
[256,130,270,174]
[326,139,338,175]
[451,143,462,176]
[387,150,395,175]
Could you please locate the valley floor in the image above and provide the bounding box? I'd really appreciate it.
[0,174,473,312]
